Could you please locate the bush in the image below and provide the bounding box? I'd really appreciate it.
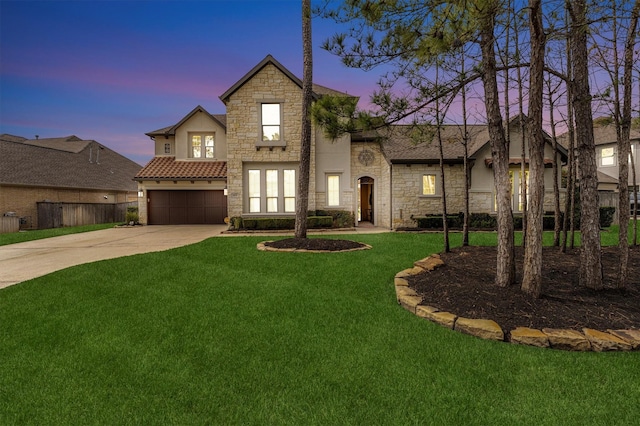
[313,210,355,228]
[230,215,334,231]
[599,206,616,228]
[125,206,139,225]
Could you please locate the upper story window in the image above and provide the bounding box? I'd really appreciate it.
[261,103,281,142]
[164,143,171,154]
[601,146,615,166]
[190,133,215,159]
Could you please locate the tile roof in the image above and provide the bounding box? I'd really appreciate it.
[134,156,227,180]
[0,135,141,191]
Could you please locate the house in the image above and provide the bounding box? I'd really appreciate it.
[135,55,567,229]
[0,134,141,229]
[591,122,640,191]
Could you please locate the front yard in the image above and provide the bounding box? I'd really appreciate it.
[1,232,638,425]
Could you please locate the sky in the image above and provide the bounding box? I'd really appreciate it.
[0,0,384,165]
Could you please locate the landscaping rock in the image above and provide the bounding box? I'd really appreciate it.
[395,286,418,299]
[606,329,640,350]
[394,277,409,287]
[421,310,457,329]
[510,327,550,348]
[398,295,422,314]
[583,329,632,352]
[542,329,591,351]
[414,256,445,271]
[415,305,439,318]
[395,267,425,278]
[455,317,504,341]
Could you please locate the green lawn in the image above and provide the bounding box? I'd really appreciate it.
[1,232,638,425]
[0,223,118,246]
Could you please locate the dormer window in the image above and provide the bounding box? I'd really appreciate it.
[190,133,215,158]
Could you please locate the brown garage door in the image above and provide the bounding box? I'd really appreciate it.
[148,190,227,225]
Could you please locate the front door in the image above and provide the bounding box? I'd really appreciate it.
[358,177,374,223]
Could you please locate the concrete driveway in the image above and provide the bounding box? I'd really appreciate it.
[0,225,226,289]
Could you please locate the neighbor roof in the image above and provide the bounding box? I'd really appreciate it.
[219,54,353,104]
[557,122,640,148]
[0,135,141,191]
[134,156,227,181]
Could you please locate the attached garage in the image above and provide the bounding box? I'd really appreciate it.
[148,190,227,225]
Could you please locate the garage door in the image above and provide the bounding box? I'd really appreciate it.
[148,190,227,225]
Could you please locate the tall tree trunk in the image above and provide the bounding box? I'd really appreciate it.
[295,0,313,239]
[547,83,562,247]
[480,2,515,287]
[561,12,576,253]
[515,10,528,245]
[569,0,603,290]
[617,0,640,288]
[461,52,470,247]
[435,64,450,253]
[522,0,546,298]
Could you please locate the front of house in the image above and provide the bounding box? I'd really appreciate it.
[135,55,567,229]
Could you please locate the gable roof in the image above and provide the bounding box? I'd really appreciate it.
[134,156,227,181]
[0,135,141,192]
[146,105,227,138]
[219,54,352,104]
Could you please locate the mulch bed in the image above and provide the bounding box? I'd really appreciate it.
[264,238,367,251]
[408,245,640,333]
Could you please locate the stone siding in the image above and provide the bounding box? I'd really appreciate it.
[225,63,316,218]
[350,142,391,228]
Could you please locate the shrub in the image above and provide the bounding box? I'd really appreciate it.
[125,207,139,225]
[599,206,616,228]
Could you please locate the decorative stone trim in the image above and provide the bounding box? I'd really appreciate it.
[257,241,372,253]
[394,255,639,351]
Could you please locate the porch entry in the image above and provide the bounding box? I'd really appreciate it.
[358,176,374,224]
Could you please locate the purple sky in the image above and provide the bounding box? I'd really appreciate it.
[0,0,384,165]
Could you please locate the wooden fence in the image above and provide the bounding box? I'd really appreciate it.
[37,202,137,229]
[0,216,20,234]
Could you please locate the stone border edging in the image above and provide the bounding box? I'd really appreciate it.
[257,241,372,253]
[395,254,640,352]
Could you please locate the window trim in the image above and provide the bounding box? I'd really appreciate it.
[326,174,341,207]
[600,146,616,167]
[189,132,215,159]
[244,165,298,214]
[257,102,286,148]
[421,174,438,196]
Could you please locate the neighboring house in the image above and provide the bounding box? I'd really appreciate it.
[592,123,640,191]
[0,134,141,229]
[135,55,567,229]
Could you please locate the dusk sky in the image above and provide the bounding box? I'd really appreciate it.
[0,0,385,165]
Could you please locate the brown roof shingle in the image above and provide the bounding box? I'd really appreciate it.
[134,156,227,180]
[0,136,141,191]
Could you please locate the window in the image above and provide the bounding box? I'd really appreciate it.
[248,170,261,213]
[190,133,215,158]
[284,170,296,212]
[261,104,281,141]
[327,175,340,206]
[245,167,297,213]
[631,144,636,164]
[422,174,436,195]
[601,147,615,166]
[266,170,278,213]
[164,143,171,154]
